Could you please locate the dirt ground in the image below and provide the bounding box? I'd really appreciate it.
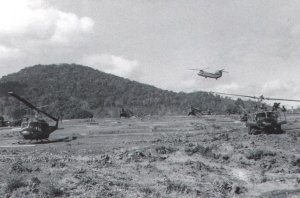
[0,115,299,197]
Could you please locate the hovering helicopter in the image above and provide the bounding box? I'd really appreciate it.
[8,92,59,141]
[212,91,300,134]
[190,68,228,79]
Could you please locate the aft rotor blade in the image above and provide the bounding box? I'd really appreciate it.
[189,67,209,70]
[8,92,58,122]
[264,97,300,102]
[212,92,258,99]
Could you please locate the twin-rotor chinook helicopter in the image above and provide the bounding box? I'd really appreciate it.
[190,68,228,80]
[8,92,59,142]
[212,92,300,134]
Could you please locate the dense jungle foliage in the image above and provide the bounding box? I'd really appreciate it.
[0,64,256,119]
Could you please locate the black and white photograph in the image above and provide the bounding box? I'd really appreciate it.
[0,0,299,197]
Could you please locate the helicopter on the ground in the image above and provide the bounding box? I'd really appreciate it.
[0,116,11,127]
[212,91,300,134]
[120,108,134,118]
[8,92,59,141]
[190,68,228,79]
[188,106,211,116]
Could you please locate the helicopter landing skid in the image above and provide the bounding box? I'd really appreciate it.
[16,137,76,144]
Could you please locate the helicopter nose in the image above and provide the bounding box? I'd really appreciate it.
[20,130,31,136]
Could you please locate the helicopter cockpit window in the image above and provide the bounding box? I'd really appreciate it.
[266,112,276,118]
[21,122,29,128]
[29,123,42,132]
[256,113,266,121]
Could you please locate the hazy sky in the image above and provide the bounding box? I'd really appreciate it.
[1,0,300,106]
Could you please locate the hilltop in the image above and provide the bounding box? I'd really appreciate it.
[0,64,253,119]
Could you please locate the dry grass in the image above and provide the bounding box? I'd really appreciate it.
[0,115,299,197]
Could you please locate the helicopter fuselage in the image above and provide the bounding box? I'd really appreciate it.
[246,111,287,134]
[20,120,58,140]
[197,70,223,79]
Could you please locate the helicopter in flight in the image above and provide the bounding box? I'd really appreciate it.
[212,91,300,134]
[8,92,59,142]
[190,68,228,80]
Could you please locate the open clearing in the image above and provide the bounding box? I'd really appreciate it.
[0,115,299,197]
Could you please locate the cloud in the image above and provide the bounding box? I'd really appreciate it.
[79,54,139,78]
[262,80,299,97]
[0,0,94,44]
[0,45,22,59]
[214,82,240,93]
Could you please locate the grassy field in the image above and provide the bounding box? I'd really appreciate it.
[0,115,299,197]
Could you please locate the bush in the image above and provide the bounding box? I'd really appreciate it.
[40,180,63,197]
[245,150,276,161]
[155,145,178,154]
[4,174,27,193]
[185,144,220,159]
[165,179,191,194]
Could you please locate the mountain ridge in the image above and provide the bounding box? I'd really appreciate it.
[0,64,249,119]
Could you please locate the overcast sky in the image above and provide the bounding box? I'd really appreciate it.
[1,0,300,107]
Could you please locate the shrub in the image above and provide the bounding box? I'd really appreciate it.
[40,180,63,197]
[165,179,191,194]
[245,150,276,161]
[155,145,178,154]
[185,144,220,159]
[4,174,27,193]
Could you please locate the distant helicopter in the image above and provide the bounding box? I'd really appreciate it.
[190,68,228,79]
[120,108,134,118]
[212,91,300,134]
[188,106,211,116]
[8,92,59,141]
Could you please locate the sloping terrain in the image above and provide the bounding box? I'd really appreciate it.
[0,64,255,119]
[0,115,299,197]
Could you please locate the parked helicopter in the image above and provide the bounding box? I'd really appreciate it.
[188,106,211,116]
[120,108,134,118]
[212,91,300,134]
[8,92,59,141]
[190,68,228,79]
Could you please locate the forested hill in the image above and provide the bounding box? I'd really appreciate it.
[0,64,252,119]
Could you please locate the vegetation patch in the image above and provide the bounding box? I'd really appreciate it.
[155,145,178,154]
[3,174,27,193]
[40,180,64,197]
[245,149,276,161]
[185,144,220,159]
[291,158,300,167]
[165,179,192,194]
[9,160,32,173]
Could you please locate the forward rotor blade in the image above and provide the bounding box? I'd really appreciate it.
[264,97,300,102]
[212,92,258,99]
[8,92,58,122]
[213,91,300,102]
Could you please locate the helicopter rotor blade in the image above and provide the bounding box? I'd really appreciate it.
[213,91,300,103]
[8,92,58,122]
[22,104,50,111]
[264,97,300,102]
[212,92,259,100]
[189,67,209,71]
